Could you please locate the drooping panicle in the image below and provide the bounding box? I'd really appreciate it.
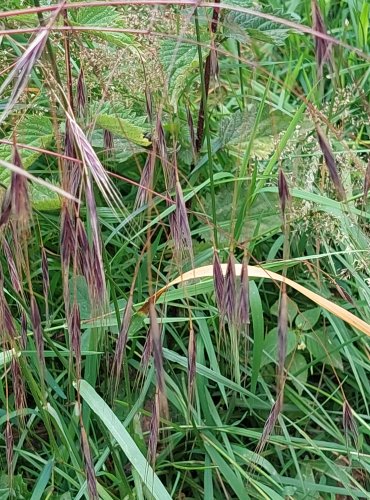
[0,30,49,125]
[135,152,155,210]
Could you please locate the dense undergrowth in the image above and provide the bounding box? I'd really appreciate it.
[0,1,369,498]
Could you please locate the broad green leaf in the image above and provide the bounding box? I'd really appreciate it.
[306,329,343,371]
[96,114,150,147]
[75,379,172,500]
[261,327,298,367]
[30,459,53,500]
[224,8,298,45]
[250,281,264,393]
[295,307,321,331]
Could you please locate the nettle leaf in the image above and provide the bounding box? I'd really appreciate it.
[0,115,53,170]
[74,6,120,26]
[72,6,135,48]
[96,114,150,147]
[159,39,201,110]
[216,107,290,159]
[224,8,298,45]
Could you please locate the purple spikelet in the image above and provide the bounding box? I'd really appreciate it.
[278,169,290,216]
[0,29,49,124]
[170,181,192,253]
[316,127,345,200]
[10,145,30,229]
[148,396,160,466]
[76,67,87,118]
[81,426,98,500]
[256,392,283,454]
[103,129,114,158]
[4,421,14,477]
[343,400,359,449]
[148,300,168,418]
[364,159,370,202]
[213,249,225,315]
[84,178,106,304]
[311,0,332,79]
[222,253,237,326]
[11,358,26,416]
[1,238,22,294]
[135,152,155,209]
[20,310,27,349]
[70,302,81,379]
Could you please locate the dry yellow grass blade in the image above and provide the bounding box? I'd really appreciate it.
[141,264,370,338]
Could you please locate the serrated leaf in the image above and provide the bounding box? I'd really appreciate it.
[31,183,60,211]
[72,6,135,49]
[216,107,290,160]
[159,39,200,110]
[75,6,120,27]
[96,114,150,147]
[0,115,53,169]
[224,8,298,45]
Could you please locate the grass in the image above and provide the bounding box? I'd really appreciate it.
[0,0,369,498]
